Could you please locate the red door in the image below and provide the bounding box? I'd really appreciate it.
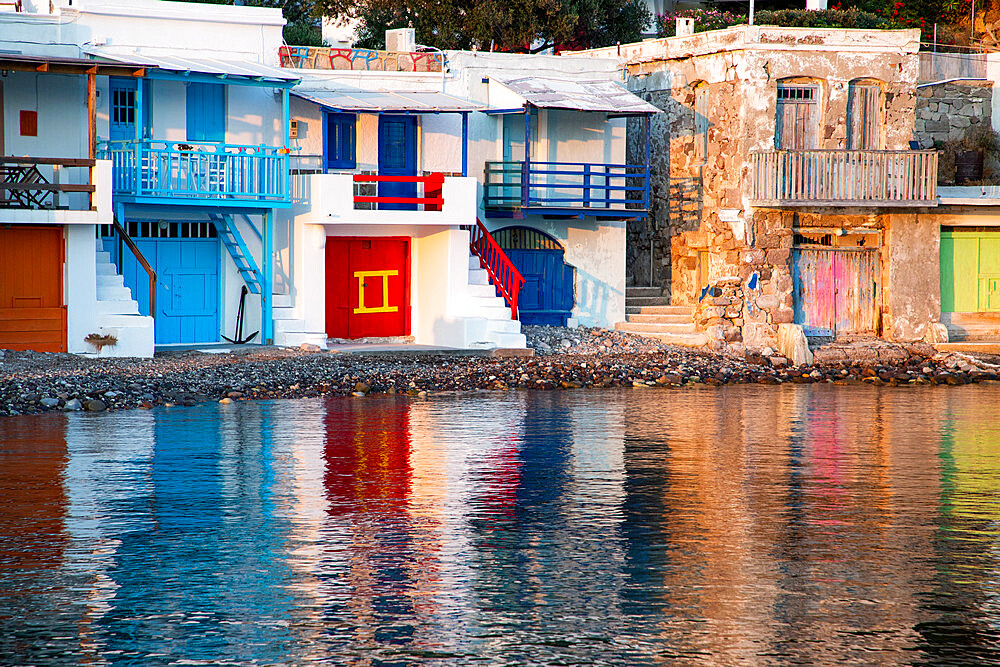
[326,237,410,339]
[0,226,66,352]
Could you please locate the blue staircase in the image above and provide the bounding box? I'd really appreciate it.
[211,214,262,294]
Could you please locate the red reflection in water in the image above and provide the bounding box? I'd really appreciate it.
[0,415,67,569]
[323,398,411,514]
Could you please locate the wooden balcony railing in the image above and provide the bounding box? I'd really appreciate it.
[97,140,289,206]
[484,161,649,217]
[750,149,938,207]
[278,45,443,72]
[352,173,444,211]
[0,156,95,210]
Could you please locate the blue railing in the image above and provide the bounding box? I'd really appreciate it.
[97,140,290,206]
[483,161,649,214]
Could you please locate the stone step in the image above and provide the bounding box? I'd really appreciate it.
[488,331,527,348]
[625,295,670,307]
[944,324,1000,341]
[625,286,664,298]
[615,321,698,335]
[626,305,693,316]
[617,329,708,347]
[625,313,693,325]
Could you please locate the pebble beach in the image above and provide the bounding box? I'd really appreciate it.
[1,326,998,417]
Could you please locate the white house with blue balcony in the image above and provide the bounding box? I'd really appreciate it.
[449,51,659,329]
[67,0,300,347]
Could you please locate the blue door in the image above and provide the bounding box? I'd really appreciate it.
[494,227,574,326]
[106,230,221,344]
[377,115,417,210]
[186,83,226,143]
[109,78,151,142]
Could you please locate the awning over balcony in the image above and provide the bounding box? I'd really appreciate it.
[490,76,660,115]
[291,88,483,113]
[0,52,146,77]
[83,48,299,85]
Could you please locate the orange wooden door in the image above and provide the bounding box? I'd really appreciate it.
[0,226,66,352]
[326,237,410,339]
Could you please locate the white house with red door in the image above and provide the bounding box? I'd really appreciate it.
[272,38,656,348]
[273,35,526,349]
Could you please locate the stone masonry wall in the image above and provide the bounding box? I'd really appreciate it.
[915,82,992,145]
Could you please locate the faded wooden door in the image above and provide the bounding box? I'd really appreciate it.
[326,237,410,339]
[847,83,882,150]
[793,248,878,336]
[775,84,819,150]
[0,226,66,352]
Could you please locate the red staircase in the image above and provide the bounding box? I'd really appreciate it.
[469,219,525,320]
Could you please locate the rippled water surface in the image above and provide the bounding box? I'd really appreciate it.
[2,385,1000,665]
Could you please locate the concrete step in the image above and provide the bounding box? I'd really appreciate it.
[96,250,112,264]
[469,255,484,270]
[96,261,119,275]
[467,283,499,298]
[625,295,671,307]
[625,313,693,325]
[96,313,152,328]
[626,305,693,316]
[489,331,528,348]
[468,268,490,286]
[615,321,699,335]
[97,273,126,289]
[485,317,521,334]
[96,299,140,315]
[945,324,1000,341]
[625,286,665,298]
[97,285,136,302]
[632,331,708,347]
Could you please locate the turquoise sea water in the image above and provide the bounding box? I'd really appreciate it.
[1,385,999,665]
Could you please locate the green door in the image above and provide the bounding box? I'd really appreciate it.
[941,229,1000,312]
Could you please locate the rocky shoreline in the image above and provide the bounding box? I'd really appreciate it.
[2,326,999,417]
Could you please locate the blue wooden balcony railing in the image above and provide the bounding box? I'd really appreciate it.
[97,140,290,207]
[483,160,649,217]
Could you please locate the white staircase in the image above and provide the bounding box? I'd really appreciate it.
[464,254,527,349]
[92,239,154,356]
[615,286,707,347]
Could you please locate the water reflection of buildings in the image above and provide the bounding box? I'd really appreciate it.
[1,387,999,662]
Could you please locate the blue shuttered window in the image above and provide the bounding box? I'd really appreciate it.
[186,83,225,142]
[324,112,357,171]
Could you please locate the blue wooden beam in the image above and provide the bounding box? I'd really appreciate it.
[644,114,652,210]
[461,112,469,177]
[523,105,531,208]
[263,209,273,345]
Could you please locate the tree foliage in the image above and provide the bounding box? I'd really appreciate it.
[319,0,650,52]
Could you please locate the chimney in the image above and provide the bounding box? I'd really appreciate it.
[675,18,695,37]
[386,28,416,52]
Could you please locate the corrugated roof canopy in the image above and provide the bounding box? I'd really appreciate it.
[84,48,298,83]
[292,88,483,113]
[494,77,659,115]
[0,52,146,76]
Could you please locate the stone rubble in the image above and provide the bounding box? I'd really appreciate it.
[1,327,998,417]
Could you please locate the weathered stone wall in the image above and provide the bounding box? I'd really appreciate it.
[618,27,923,348]
[915,82,992,145]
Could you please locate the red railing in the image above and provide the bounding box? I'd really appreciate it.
[352,173,444,210]
[469,219,525,320]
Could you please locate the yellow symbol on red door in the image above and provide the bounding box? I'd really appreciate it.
[353,270,399,314]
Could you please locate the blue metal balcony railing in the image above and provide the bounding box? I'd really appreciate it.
[483,160,649,217]
[97,140,290,207]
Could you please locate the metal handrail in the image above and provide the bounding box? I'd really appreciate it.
[468,218,525,320]
[484,160,649,210]
[111,215,156,320]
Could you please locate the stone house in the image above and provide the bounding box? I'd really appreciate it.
[576,26,947,352]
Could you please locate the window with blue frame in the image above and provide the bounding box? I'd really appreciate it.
[324,112,357,171]
[186,83,226,143]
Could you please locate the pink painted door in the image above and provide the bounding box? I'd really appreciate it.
[793,249,877,336]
